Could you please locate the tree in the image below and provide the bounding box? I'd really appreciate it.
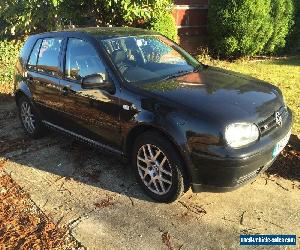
[0,0,59,38]
[208,0,296,58]
[0,0,177,41]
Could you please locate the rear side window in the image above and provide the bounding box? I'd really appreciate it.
[36,38,62,76]
[27,39,42,71]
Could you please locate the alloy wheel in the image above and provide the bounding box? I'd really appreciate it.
[20,101,35,134]
[137,144,173,195]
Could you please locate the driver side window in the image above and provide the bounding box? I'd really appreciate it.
[65,38,107,81]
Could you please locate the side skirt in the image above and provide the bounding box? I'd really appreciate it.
[42,120,124,156]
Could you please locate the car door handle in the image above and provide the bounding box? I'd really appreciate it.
[61,86,70,96]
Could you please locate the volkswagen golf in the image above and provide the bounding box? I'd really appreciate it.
[14,27,292,202]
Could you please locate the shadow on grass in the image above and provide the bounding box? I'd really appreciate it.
[271,56,300,67]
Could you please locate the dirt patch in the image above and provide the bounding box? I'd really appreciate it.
[0,136,32,154]
[0,173,80,249]
[0,159,7,169]
[94,196,115,209]
[161,231,173,250]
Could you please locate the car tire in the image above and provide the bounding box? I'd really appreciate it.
[132,131,187,203]
[17,96,44,138]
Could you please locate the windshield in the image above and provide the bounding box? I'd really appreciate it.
[100,35,201,84]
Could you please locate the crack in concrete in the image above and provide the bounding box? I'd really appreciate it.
[120,182,138,206]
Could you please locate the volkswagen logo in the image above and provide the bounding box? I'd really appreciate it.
[275,112,283,126]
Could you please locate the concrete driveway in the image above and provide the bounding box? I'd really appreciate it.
[1,97,299,250]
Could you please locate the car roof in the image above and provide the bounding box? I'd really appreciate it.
[36,27,159,39]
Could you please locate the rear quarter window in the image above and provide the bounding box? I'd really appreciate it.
[16,36,37,71]
[27,39,42,71]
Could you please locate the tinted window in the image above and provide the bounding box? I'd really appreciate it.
[65,38,107,81]
[36,38,62,76]
[27,39,42,70]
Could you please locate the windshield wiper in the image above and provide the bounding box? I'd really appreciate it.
[193,63,206,72]
[162,70,193,81]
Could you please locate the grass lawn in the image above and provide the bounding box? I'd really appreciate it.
[202,56,300,135]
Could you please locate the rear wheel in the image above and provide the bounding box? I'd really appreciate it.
[132,131,187,202]
[18,96,44,138]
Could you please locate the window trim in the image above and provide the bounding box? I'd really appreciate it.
[63,37,81,83]
[26,39,42,71]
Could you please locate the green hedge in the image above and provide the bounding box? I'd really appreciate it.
[286,0,300,52]
[265,0,295,53]
[208,0,295,58]
[149,13,178,41]
[0,40,23,94]
[0,0,177,41]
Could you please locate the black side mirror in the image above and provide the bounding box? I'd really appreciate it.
[81,74,115,94]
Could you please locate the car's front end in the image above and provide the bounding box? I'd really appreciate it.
[189,106,293,192]
[135,66,293,193]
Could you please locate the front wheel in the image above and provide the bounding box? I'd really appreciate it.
[132,131,187,203]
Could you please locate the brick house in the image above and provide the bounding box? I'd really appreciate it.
[173,0,208,52]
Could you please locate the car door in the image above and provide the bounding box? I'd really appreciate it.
[26,37,64,124]
[59,37,122,149]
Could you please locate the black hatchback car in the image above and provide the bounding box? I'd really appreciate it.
[14,27,292,202]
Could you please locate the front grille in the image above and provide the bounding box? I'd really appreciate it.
[258,106,288,136]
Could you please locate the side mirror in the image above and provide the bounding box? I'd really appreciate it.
[81,74,115,93]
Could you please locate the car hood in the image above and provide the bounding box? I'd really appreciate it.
[139,66,284,124]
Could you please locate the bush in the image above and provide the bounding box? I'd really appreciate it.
[265,0,295,53]
[286,0,300,52]
[0,40,23,94]
[149,13,178,41]
[0,0,177,41]
[0,0,57,38]
[208,0,295,58]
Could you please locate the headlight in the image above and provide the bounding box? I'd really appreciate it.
[225,123,259,148]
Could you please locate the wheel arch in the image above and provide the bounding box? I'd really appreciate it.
[124,124,192,185]
[15,90,27,106]
[15,82,32,106]
[14,85,43,122]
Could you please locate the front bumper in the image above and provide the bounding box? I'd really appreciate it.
[190,109,293,193]
[191,153,275,192]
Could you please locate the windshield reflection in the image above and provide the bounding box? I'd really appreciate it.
[100,35,200,84]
